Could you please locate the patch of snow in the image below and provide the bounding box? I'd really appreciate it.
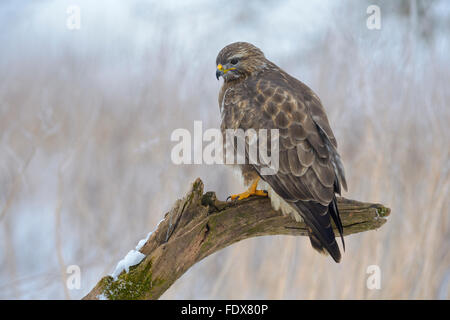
[110,218,166,280]
[135,231,152,251]
[111,250,146,280]
[135,218,165,251]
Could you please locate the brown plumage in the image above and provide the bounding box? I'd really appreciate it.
[216,42,347,262]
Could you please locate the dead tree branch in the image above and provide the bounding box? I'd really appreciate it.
[83,178,390,300]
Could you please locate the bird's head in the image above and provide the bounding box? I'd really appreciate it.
[216,42,267,82]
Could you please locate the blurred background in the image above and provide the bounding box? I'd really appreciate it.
[0,0,449,299]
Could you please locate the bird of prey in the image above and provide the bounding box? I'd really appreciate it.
[216,42,347,262]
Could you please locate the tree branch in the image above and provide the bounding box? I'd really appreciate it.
[82,178,390,300]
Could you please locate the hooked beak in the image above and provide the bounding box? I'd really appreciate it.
[216,64,224,80]
[216,69,223,80]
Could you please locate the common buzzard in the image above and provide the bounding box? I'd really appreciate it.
[216,42,347,262]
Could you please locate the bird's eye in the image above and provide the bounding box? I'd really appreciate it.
[230,58,239,65]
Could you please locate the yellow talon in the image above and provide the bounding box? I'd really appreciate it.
[229,177,268,201]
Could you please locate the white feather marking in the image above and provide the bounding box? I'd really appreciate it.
[258,180,303,222]
[232,165,246,185]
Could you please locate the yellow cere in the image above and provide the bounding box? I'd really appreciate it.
[217,64,236,73]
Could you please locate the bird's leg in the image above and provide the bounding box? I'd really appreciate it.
[229,177,268,201]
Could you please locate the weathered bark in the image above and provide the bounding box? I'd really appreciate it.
[83,178,390,300]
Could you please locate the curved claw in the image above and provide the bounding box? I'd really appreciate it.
[227,177,268,202]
